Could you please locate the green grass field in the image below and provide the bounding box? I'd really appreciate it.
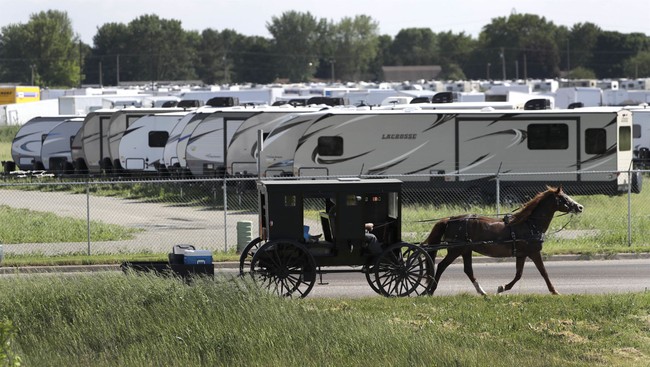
[0,273,648,366]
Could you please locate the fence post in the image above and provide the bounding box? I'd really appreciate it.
[627,166,632,246]
[495,164,502,216]
[86,179,91,255]
[223,177,228,252]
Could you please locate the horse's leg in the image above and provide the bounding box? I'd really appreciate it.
[529,251,559,295]
[431,249,461,294]
[497,256,526,294]
[461,252,487,296]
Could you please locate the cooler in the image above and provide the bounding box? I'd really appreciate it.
[183,249,213,265]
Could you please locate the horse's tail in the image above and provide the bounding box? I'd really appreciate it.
[421,219,448,262]
[422,219,448,246]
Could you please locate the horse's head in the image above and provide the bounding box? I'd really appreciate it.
[552,186,584,214]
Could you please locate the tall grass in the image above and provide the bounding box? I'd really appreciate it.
[0,273,647,366]
[0,125,19,163]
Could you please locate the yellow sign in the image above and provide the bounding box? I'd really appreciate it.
[0,86,40,104]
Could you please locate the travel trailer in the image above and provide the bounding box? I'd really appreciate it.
[11,115,77,170]
[118,111,189,172]
[262,108,637,196]
[160,107,222,175]
[226,106,322,176]
[106,107,184,172]
[184,109,265,176]
[76,109,119,174]
[40,117,84,173]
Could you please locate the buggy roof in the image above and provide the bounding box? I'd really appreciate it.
[258,178,402,193]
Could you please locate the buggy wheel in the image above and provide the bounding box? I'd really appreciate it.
[238,237,264,276]
[250,240,316,298]
[374,243,435,297]
[364,264,383,295]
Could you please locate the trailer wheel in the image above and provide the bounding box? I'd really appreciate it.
[250,240,316,298]
[238,237,264,276]
[374,243,435,297]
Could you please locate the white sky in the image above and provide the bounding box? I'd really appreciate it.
[0,0,648,45]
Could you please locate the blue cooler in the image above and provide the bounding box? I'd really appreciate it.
[183,249,213,265]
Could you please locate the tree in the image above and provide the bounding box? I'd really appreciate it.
[568,22,601,71]
[479,13,561,79]
[231,36,276,84]
[567,66,596,79]
[623,51,650,78]
[390,28,438,66]
[89,15,199,85]
[437,31,475,79]
[267,11,327,82]
[590,31,649,78]
[89,22,130,85]
[197,29,244,84]
[329,15,380,81]
[0,10,81,87]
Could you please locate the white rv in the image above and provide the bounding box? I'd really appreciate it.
[11,115,77,170]
[262,108,636,195]
[106,107,184,172]
[118,111,189,172]
[161,107,223,174]
[77,108,120,174]
[40,117,84,173]
[184,109,264,176]
[226,106,322,176]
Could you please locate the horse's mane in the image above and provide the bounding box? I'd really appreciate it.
[507,186,558,225]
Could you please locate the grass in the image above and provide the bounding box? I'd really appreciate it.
[0,273,648,366]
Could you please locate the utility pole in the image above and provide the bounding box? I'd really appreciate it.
[99,61,103,86]
[500,47,506,80]
[116,54,120,86]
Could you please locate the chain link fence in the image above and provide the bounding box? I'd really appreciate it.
[0,170,648,257]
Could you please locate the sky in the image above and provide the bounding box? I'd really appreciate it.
[0,0,648,45]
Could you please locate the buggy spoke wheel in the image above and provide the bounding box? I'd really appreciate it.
[374,243,434,297]
[250,241,316,298]
[364,264,383,295]
[239,237,264,276]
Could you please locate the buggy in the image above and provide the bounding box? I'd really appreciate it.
[239,178,435,298]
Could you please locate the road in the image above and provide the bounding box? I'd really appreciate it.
[234,258,649,298]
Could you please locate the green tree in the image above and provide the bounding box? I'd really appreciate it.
[267,11,327,82]
[0,10,81,87]
[567,66,596,79]
[330,15,380,81]
[231,36,276,84]
[197,29,244,84]
[479,13,561,79]
[89,22,130,85]
[623,51,650,78]
[590,31,649,78]
[437,31,475,79]
[90,15,199,85]
[390,28,438,65]
[568,22,600,71]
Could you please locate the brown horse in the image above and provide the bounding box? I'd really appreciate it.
[423,186,583,295]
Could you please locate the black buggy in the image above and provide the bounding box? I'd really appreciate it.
[239,178,435,298]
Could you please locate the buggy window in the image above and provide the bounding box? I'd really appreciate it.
[284,195,296,207]
[388,192,398,219]
[148,131,169,147]
[317,136,343,156]
[585,128,606,154]
[527,124,568,150]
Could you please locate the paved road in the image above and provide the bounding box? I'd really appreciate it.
[262,258,650,298]
[0,189,257,255]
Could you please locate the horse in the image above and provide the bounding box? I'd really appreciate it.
[422,186,583,296]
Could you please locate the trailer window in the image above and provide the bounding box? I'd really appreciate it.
[317,136,343,156]
[148,131,169,148]
[527,124,568,150]
[633,124,641,139]
[619,126,631,151]
[585,128,606,154]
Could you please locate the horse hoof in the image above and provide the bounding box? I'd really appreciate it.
[497,285,505,293]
